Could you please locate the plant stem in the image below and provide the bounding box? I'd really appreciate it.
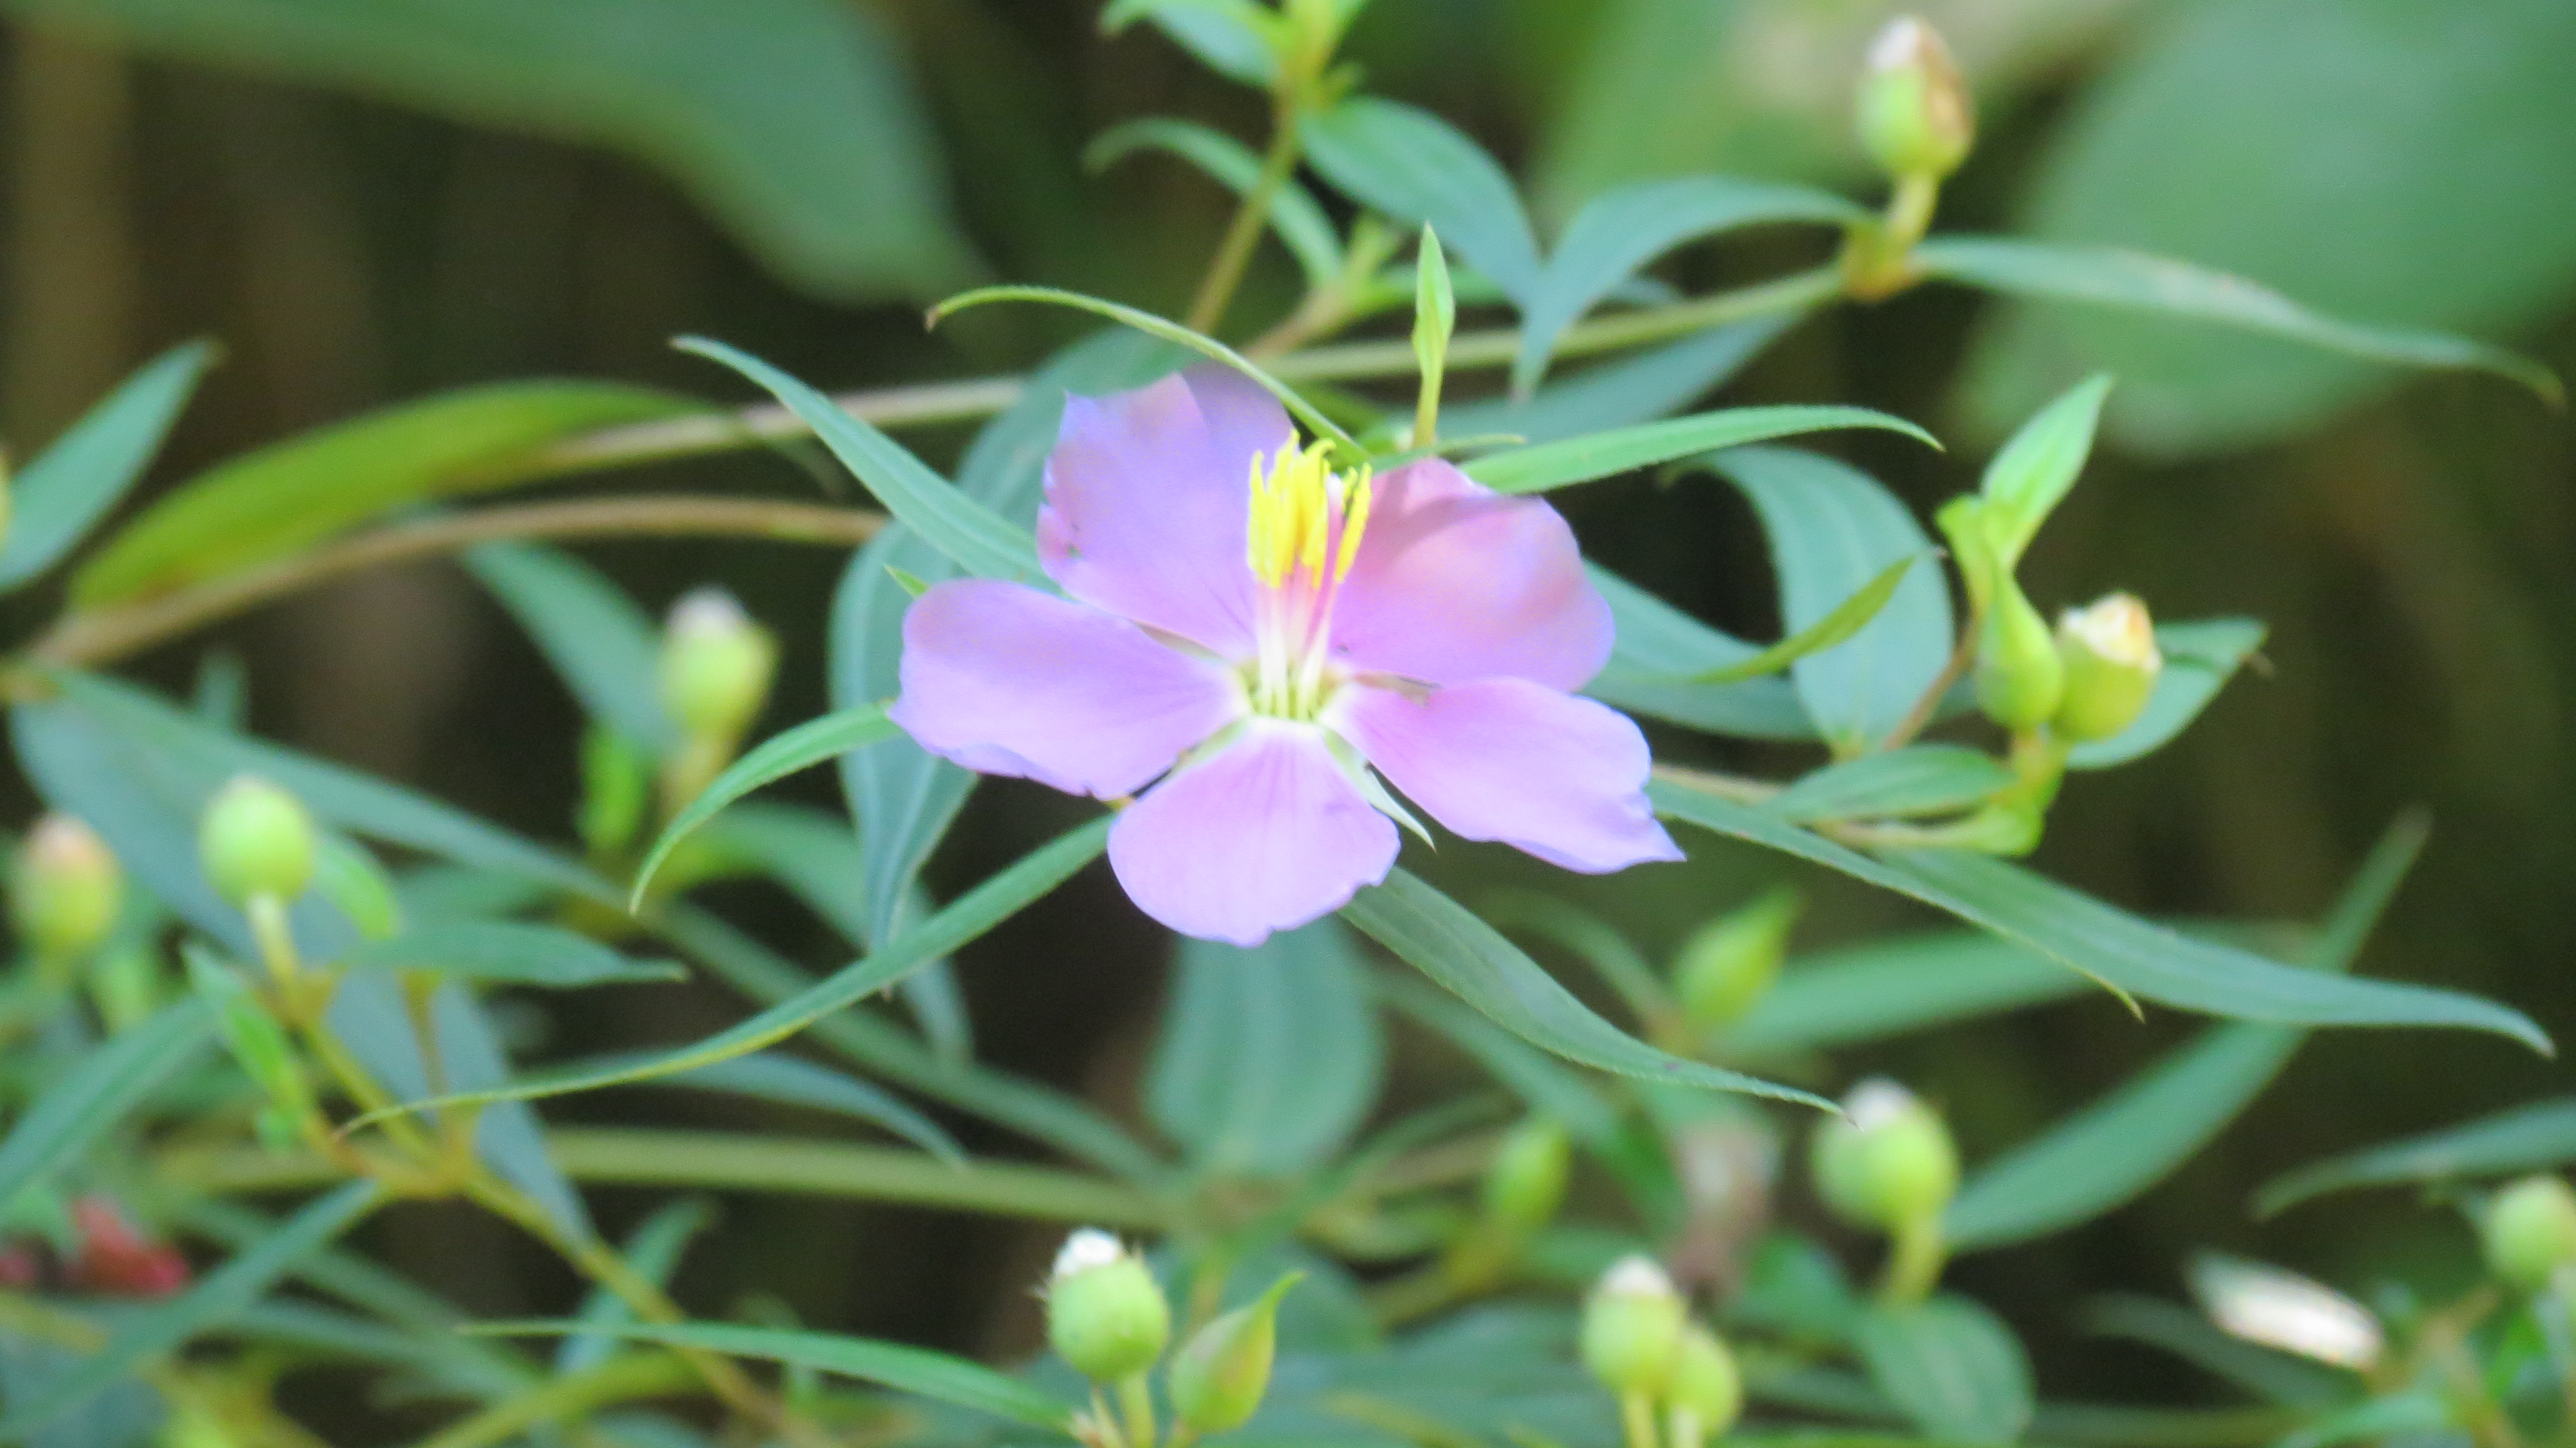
[1621,1391,1662,1448]
[415,1350,699,1448]
[1879,1212,1947,1304]
[27,496,884,672]
[1186,101,1302,334]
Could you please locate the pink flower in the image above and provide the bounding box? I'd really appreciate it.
[891,368,1680,946]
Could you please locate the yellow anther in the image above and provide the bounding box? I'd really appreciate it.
[1247,441,1367,591]
[1332,466,1373,582]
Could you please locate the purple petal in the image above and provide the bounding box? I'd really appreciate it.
[1333,679,1681,872]
[1036,367,1293,657]
[1328,459,1614,691]
[891,578,1243,799]
[1108,720,1398,946]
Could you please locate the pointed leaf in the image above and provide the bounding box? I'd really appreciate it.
[1301,97,1544,302]
[1678,554,1930,688]
[466,541,676,753]
[558,1050,961,1163]
[632,705,901,904]
[1447,315,1797,447]
[1766,746,2012,825]
[2257,1096,2576,1218]
[345,920,683,989]
[1728,932,2088,1055]
[1584,566,1816,740]
[2066,619,2267,770]
[0,340,216,589]
[1464,407,1936,497]
[1979,374,2112,565]
[558,1199,715,1377]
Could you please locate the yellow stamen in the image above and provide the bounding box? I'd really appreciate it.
[1245,440,1371,591]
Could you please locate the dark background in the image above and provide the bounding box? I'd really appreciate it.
[3,0,2572,1405]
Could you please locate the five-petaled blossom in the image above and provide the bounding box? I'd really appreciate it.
[891,368,1681,946]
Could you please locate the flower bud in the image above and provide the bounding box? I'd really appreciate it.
[2485,1176,2576,1292]
[198,776,316,906]
[1974,578,2065,732]
[1580,1255,1686,1398]
[1480,1118,1572,1239]
[659,587,778,744]
[2054,593,2163,743]
[10,814,122,962]
[1810,1078,1958,1232]
[1045,1229,1171,1382]
[1673,889,1801,1032]
[1855,17,1973,182]
[1170,1272,1298,1436]
[68,1196,189,1299]
[1665,1323,1744,1446]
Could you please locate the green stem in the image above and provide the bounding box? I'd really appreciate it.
[1622,1391,1662,1448]
[1879,1212,1947,1304]
[1118,1371,1159,1448]
[1186,100,1303,334]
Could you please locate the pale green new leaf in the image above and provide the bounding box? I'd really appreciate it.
[0,340,216,589]
[1979,374,2113,564]
[632,706,902,904]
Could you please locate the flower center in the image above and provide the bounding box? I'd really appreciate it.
[1244,439,1372,720]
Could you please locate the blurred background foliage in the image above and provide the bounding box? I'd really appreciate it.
[0,0,2571,1410]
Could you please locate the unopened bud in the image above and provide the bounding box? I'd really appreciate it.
[1974,579,2065,732]
[1170,1272,1298,1435]
[1580,1255,1686,1397]
[1480,1118,1572,1239]
[1855,17,1973,182]
[659,587,777,744]
[1665,1324,1743,1447]
[198,776,316,906]
[1673,889,1801,1031]
[2054,594,2162,743]
[11,815,122,962]
[2485,1176,2576,1293]
[1810,1078,1958,1232]
[1045,1229,1170,1382]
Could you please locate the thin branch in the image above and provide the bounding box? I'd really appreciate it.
[33,495,884,671]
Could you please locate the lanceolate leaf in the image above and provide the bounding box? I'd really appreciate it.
[0,997,215,1214]
[1515,176,1864,394]
[352,815,1112,1129]
[0,1181,382,1438]
[1086,117,1341,288]
[632,705,902,904]
[1585,566,1817,741]
[466,542,677,753]
[1765,746,2013,825]
[1946,816,2426,1250]
[1727,932,2088,1054]
[478,1320,1075,1430]
[1103,0,1281,87]
[1341,868,1828,1109]
[2066,619,2268,770]
[1463,406,1937,496]
[1302,96,1544,303]
[0,339,216,591]
[2257,1097,2576,1219]
[1445,314,1798,447]
[73,380,689,605]
[556,1049,961,1163]
[1648,777,2545,1047]
[344,920,685,989]
[1918,236,2562,404]
[1855,1297,2037,1445]
[1676,553,1929,688]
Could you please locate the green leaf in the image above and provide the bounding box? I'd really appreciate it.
[72,380,688,606]
[1946,815,2424,1249]
[1584,565,1817,741]
[1766,747,2012,825]
[1086,117,1341,287]
[1676,554,1929,689]
[632,705,901,905]
[2257,1096,2576,1218]
[1854,1295,2036,1445]
[0,340,215,590]
[354,816,1112,1127]
[1448,316,1797,448]
[1728,932,2088,1055]
[0,1181,381,1438]
[2273,1393,2449,1448]
[16,0,972,301]
[923,287,1358,455]
[0,997,215,1215]
[1412,225,1457,444]
[1953,0,2576,453]
[1978,374,2112,565]
[1102,0,1282,87]
[1145,919,1385,1177]
[1340,868,1827,1109]
[2083,1295,2353,1409]
[1649,777,2547,1047]
[1376,973,1622,1147]
[1464,407,1937,497]
[478,1319,1074,1429]
[1514,176,1864,394]
[1714,448,1954,750]
[675,337,1037,578]
[557,1050,961,1163]
[1928,237,2563,443]
[345,920,683,989]
[558,1199,714,1377]
[466,542,676,754]
[2065,620,2267,770]
[1302,96,1544,303]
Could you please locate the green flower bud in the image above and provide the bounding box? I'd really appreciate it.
[2053,594,2163,743]
[198,776,316,907]
[1855,17,1973,182]
[1044,1230,1170,1382]
[1580,1255,1686,1398]
[1810,1078,1958,1232]
[1170,1272,1298,1436]
[658,587,778,744]
[578,725,654,857]
[1672,888,1801,1031]
[1480,1118,1572,1239]
[1665,1323,1744,1447]
[2485,1176,2576,1292]
[1975,578,2065,732]
[11,814,122,962]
